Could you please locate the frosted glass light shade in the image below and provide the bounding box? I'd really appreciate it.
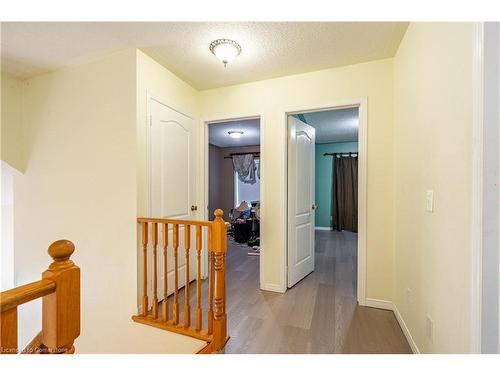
[228,131,244,139]
[209,39,242,67]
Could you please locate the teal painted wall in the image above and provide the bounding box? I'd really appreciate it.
[315,142,358,228]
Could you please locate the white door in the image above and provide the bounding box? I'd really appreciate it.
[287,116,316,288]
[150,99,199,299]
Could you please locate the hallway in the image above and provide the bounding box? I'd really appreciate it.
[223,230,412,353]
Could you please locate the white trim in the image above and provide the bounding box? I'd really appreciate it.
[364,298,393,311]
[283,98,368,305]
[393,303,420,354]
[470,22,484,354]
[260,283,286,293]
[314,226,331,231]
[200,112,266,291]
[357,98,368,306]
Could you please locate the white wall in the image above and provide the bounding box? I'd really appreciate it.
[199,59,395,298]
[0,73,24,292]
[393,23,474,353]
[1,161,19,291]
[1,72,25,171]
[12,49,204,353]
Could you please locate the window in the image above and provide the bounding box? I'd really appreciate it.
[234,160,260,206]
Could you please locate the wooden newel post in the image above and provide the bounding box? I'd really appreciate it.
[211,209,228,351]
[41,240,80,354]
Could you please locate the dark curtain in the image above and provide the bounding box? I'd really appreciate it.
[331,156,358,232]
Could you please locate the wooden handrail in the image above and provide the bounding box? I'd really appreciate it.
[132,209,229,353]
[137,217,213,226]
[0,280,56,313]
[0,240,80,355]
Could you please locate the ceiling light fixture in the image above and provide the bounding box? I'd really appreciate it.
[209,39,242,67]
[228,130,244,139]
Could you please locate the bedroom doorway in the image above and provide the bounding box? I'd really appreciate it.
[286,101,367,304]
[205,116,262,288]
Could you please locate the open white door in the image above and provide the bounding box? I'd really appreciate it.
[149,98,199,299]
[287,116,316,288]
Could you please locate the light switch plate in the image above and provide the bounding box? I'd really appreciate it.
[426,190,434,212]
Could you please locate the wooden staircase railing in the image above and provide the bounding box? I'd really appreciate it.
[132,209,228,353]
[0,240,80,354]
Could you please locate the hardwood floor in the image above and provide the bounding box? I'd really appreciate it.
[163,230,412,353]
[223,230,412,354]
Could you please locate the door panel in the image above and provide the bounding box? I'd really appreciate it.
[149,99,199,302]
[296,222,312,263]
[288,116,315,288]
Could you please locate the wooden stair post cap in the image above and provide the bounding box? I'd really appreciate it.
[48,240,75,261]
[214,209,224,219]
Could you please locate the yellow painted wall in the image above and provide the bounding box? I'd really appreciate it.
[1,73,26,171]
[393,23,474,353]
[12,50,204,353]
[199,59,395,298]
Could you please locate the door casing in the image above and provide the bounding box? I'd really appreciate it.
[200,113,265,289]
[283,98,367,304]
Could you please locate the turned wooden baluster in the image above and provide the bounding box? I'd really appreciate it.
[195,225,203,331]
[173,224,180,325]
[211,209,227,351]
[151,223,159,319]
[0,308,17,354]
[162,223,169,322]
[184,224,191,328]
[141,222,148,316]
[207,225,214,334]
[42,240,80,354]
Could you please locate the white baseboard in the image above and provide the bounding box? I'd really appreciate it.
[364,298,394,310]
[315,226,331,231]
[260,283,286,293]
[393,303,420,354]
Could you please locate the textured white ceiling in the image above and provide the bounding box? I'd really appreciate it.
[1,22,408,89]
[209,119,260,148]
[297,107,359,143]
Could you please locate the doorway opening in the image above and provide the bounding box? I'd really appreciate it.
[286,104,365,304]
[206,117,262,282]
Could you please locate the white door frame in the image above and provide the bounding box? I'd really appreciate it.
[470,22,484,355]
[470,22,500,354]
[200,113,265,288]
[283,98,368,304]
